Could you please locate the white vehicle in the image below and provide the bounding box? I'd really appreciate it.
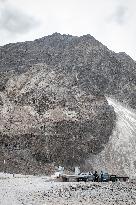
[77,172,94,182]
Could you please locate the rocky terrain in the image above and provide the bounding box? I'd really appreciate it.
[87,98,136,178]
[0,173,136,205]
[0,33,135,107]
[43,181,136,205]
[0,33,136,175]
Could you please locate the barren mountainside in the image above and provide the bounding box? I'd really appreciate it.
[0,33,136,175]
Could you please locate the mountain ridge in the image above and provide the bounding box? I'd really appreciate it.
[0,33,135,175]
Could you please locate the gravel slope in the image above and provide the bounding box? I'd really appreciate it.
[87,98,136,177]
[0,173,136,205]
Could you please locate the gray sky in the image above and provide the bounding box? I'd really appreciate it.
[0,0,136,60]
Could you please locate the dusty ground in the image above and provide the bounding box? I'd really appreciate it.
[0,173,136,205]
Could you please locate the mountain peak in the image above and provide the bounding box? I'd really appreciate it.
[0,33,136,175]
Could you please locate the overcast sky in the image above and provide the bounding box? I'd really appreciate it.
[0,0,136,59]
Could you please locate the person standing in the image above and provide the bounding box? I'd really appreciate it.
[100,171,104,182]
[94,171,99,182]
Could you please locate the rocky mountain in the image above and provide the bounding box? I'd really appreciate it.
[0,33,135,175]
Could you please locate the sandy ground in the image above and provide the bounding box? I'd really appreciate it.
[0,173,136,205]
[0,173,52,205]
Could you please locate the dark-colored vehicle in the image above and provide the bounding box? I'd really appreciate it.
[102,172,110,182]
[110,175,117,182]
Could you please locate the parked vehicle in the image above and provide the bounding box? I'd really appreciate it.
[77,172,94,182]
[101,172,110,182]
[110,175,117,182]
[78,171,110,182]
[59,167,129,183]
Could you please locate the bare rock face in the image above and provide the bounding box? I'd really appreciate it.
[0,33,136,107]
[0,64,115,174]
[0,33,135,174]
